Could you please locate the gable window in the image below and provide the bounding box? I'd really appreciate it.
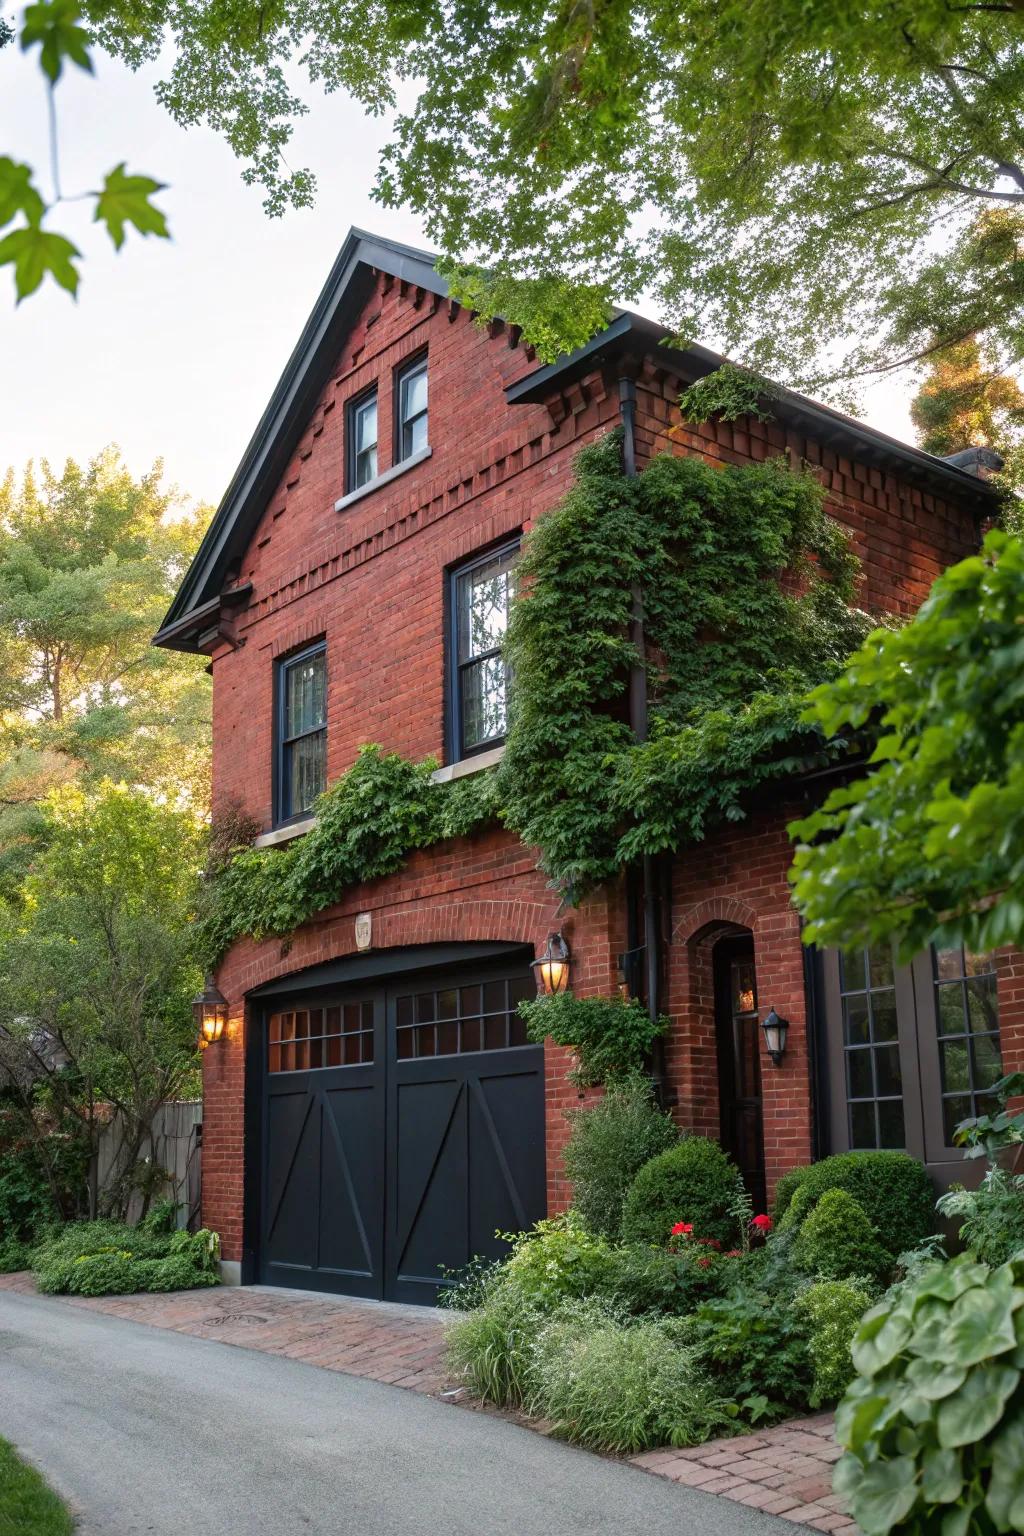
[347,389,378,490]
[276,643,326,824]
[396,356,428,461]
[449,541,519,759]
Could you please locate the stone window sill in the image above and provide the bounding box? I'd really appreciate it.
[430,743,505,784]
[253,816,316,849]
[334,445,432,512]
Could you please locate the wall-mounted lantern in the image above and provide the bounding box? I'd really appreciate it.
[531,932,571,997]
[761,1006,789,1067]
[193,975,228,1047]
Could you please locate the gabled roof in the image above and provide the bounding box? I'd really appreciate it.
[154,229,448,650]
[155,228,998,652]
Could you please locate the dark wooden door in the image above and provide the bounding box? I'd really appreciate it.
[714,938,766,1211]
[259,961,546,1303]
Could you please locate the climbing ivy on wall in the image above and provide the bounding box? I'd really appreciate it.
[199,431,874,961]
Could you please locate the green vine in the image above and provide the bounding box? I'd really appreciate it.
[519,993,667,1087]
[678,363,778,425]
[200,430,873,958]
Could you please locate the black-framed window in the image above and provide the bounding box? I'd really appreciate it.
[346,389,378,490]
[931,945,1002,1142]
[275,643,326,824]
[449,540,519,758]
[838,944,906,1150]
[396,356,428,460]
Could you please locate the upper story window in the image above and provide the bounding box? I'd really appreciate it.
[449,540,519,760]
[396,356,428,461]
[347,389,378,491]
[276,643,326,824]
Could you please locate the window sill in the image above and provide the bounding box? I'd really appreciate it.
[253,816,316,849]
[430,743,505,784]
[334,445,432,512]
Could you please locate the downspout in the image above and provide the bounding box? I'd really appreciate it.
[619,376,667,1102]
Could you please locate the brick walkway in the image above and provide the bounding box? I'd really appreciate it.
[1,1271,853,1530]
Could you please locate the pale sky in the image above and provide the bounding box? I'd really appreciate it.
[1,46,918,511]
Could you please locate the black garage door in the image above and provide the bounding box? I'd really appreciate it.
[258,959,546,1303]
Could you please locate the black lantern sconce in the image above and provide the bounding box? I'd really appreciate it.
[193,975,228,1048]
[761,1006,789,1067]
[531,932,571,997]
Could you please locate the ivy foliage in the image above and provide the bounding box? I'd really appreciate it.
[197,746,500,962]
[678,365,777,426]
[202,433,870,954]
[791,529,1024,959]
[497,432,870,891]
[519,993,667,1088]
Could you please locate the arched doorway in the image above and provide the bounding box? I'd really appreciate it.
[713,935,766,1211]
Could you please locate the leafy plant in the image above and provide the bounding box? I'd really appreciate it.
[775,1151,936,1257]
[791,530,1024,959]
[521,996,667,1090]
[688,1282,813,1416]
[835,1253,1024,1536]
[595,1241,733,1318]
[30,1217,220,1295]
[499,1214,615,1307]
[793,1190,892,1284]
[620,1136,742,1249]
[939,1171,1024,1269]
[679,365,777,425]
[445,1280,542,1407]
[794,1277,877,1409]
[561,1074,679,1239]
[527,1304,737,1454]
[953,1071,1024,1164]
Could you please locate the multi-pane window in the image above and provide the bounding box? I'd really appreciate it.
[395,974,533,1060]
[839,945,906,1150]
[267,1003,373,1073]
[933,946,1002,1142]
[276,644,326,823]
[396,357,428,460]
[451,541,519,758]
[347,390,378,489]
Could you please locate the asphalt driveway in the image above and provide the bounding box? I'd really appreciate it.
[0,1288,796,1536]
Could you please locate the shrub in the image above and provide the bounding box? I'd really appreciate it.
[445,1282,542,1407]
[528,1305,737,1453]
[29,1219,221,1296]
[938,1170,1024,1268]
[500,1214,615,1306]
[793,1190,892,1283]
[0,1235,33,1273]
[595,1240,733,1316]
[776,1152,935,1256]
[621,1136,741,1248]
[794,1277,876,1408]
[687,1280,813,1417]
[835,1253,1024,1536]
[562,1074,679,1239]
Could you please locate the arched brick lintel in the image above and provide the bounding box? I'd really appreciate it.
[673,895,760,947]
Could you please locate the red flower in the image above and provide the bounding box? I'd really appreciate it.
[671,1222,693,1237]
[697,1256,713,1269]
[751,1214,773,1233]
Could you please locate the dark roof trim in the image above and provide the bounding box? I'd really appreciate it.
[153,228,446,650]
[506,312,999,511]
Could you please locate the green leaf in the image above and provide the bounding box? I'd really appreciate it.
[942,1286,1019,1366]
[936,1365,1019,1448]
[94,164,169,251]
[921,1447,963,1505]
[0,158,44,229]
[0,225,80,300]
[852,1308,912,1375]
[851,1457,920,1536]
[904,1358,967,1401]
[20,0,92,81]
[987,1417,1024,1530]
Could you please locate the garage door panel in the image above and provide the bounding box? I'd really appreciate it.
[264,1090,319,1268]
[319,1084,382,1282]
[467,1065,545,1249]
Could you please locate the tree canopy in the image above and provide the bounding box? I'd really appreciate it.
[0,448,211,897]
[6,0,1024,394]
[910,335,1024,491]
[790,529,1024,958]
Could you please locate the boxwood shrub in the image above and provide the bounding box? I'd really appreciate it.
[620,1136,741,1248]
[793,1190,893,1283]
[775,1151,936,1256]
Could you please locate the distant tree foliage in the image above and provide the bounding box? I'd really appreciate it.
[0,449,211,898]
[911,334,1024,495]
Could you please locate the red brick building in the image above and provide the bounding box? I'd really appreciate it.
[157,230,1017,1298]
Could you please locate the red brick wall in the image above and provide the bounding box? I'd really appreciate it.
[200,270,993,1259]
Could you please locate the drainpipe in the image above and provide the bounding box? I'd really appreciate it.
[618,376,667,1101]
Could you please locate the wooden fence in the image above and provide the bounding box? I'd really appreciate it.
[95,1101,202,1228]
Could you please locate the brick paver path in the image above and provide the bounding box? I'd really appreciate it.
[1,1270,854,1531]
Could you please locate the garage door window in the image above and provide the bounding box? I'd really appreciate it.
[268,1002,374,1072]
[395,974,533,1059]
